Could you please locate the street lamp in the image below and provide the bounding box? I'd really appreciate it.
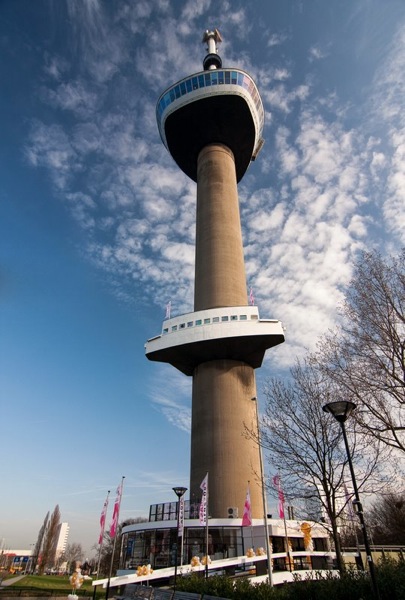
[252,397,273,586]
[172,486,187,591]
[323,401,380,600]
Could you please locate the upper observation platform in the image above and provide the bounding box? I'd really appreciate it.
[145,306,284,376]
[156,69,264,183]
[156,29,264,183]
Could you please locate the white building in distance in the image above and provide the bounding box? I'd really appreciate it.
[54,522,69,560]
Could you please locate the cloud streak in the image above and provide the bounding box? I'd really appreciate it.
[24,1,405,388]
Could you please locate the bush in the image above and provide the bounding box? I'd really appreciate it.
[375,555,405,600]
[175,557,405,600]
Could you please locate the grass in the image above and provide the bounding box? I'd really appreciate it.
[0,574,98,597]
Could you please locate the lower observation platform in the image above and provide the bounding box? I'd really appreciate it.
[145,306,284,376]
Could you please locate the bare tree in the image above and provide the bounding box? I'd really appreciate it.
[368,492,405,545]
[59,543,84,574]
[315,249,405,454]
[39,504,61,574]
[252,358,389,572]
[94,517,147,577]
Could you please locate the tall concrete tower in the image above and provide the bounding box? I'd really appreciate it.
[146,30,284,519]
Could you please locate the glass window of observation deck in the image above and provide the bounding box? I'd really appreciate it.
[242,76,250,90]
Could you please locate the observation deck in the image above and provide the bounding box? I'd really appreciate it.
[145,306,284,376]
[156,68,264,182]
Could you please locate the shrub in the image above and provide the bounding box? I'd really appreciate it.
[176,558,405,600]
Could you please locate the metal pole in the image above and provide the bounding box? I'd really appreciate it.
[173,504,180,591]
[97,490,111,579]
[282,504,292,571]
[253,397,273,586]
[180,500,185,568]
[172,487,187,591]
[205,479,209,580]
[106,477,125,600]
[340,422,380,600]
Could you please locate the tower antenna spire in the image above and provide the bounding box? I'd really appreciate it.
[202,28,222,70]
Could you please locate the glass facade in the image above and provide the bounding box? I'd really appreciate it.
[121,501,330,573]
[149,500,200,521]
[122,525,244,571]
[121,525,329,572]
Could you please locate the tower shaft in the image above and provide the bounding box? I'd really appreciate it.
[191,143,262,517]
[191,360,261,518]
[194,144,247,310]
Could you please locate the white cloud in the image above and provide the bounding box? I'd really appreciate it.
[162,242,195,266]
[72,122,101,154]
[26,121,79,189]
[261,84,310,114]
[266,32,288,48]
[66,192,97,230]
[116,0,155,32]
[367,22,405,240]
[241,82,385,363]
[370,150,386,179]
[181,0,211,23]
[385,148,405,239]
[42,81,100,117]
[308,45,328,62]
[148,366,191,433]
[66,0,126,83]
[43,55,69,80]
[24,1,405,403]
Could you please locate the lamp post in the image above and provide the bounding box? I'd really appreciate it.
[323,401,380,600]
[172,486,187,591]
[252,397,273,586]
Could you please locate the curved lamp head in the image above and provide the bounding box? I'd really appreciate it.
[322,400,356,423]
[173,486,187,499]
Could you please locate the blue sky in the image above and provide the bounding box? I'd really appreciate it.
[1,0,404,557]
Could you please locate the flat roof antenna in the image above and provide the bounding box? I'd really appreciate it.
[202,28,222,70]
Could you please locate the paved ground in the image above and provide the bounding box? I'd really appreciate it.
[0,576,26,587]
